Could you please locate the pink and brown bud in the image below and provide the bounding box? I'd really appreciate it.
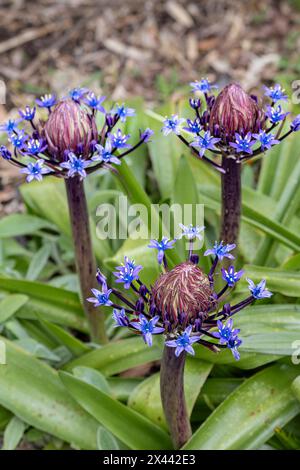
[44,99,97,160]
[209,83,264,141]
[152,261,214,325]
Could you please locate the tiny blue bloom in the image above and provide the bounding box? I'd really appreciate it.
[26,138,47,155]
[108,129,131,149]
[227,336,242,360]
[148,237,176,264]
[190,78,218,94]
[20,159,52,183]
[131,314,165,347]
[140,128,154,143]
[291,115,300,132]
[191,130,220,156]
[189,98,201,109]
[92,141,121,165]
[213,318,240,345]
[69,88,89,102]
[87,284,113,307]
[204,241,236,260]
[114,104,136,122]
[36,94,56,108]
[183,118,202,134]
[19,106,36,121]
[0,145,12,160]
[247,278,273,299]
[264,84,287,102]
[112,308,128,327]
[113,256,143,289]
[252,130,279,150]
[266,105,289,124]
[162,115,185,136]
[179,223,205,241]
[229,132,256,154]
[60,152,91,179]
[0,119,21,133]
[8,130,27,149]
[165,325,201,357]
[84,93,106,112]
[221,266,244,287]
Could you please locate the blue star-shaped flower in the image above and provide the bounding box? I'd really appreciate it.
[131,314,165,347]
[266,105,289,124]
[26,138,47,155]
[87,284,113,307]
[20,159,52,183]
[84,93,106,112]
[179,223,205,241]
[247,278,273,299]
[229,132,256,154]
[92,141,121,165]
[221,266,244,287]
[0,119,21,133]
[112,308,129,327]
[264,84,287,102]
[213,318,242,360]
[19,106,36,121]
[191,131,220,156]
[114,104,136,122]
[108,129,131,149]
[148,237,176,264]
[0,145,12,160]
[183,118,202,134]
[165,325,201,357]
[204,241,236,260]
[113,256,143,289]
[60,153,91,179]
[190,78,218,94]
[8,130,27,149]
[69,88,89,102]
[36,94,57,109]
[291,115,300,132]
[162,115,185,136]
[140,128,154,143]
[252,130,279,150]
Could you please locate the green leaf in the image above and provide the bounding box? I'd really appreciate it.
[184,364,300,450]
[60,371,172,450]
[0,406,12,431]
[0,294,28,324]
[39,319,90,357]
[292,376,300,403]
[73,367,111,395]
[97,426,119,450]
[26,244,52,280]
[0,338,99,449]
[0,214,54,238]
[2,416,27,450]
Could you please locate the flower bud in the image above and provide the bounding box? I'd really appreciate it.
[44,99,97,160]
[152,261,213,325]
[209,83,264,141]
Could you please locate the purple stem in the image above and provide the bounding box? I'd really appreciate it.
[220,155,241,245]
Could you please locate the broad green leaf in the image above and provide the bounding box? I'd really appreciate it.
[73,367,111,395]
[281,253,300,270]
[0,406,12,431]
[13,337,61,362]
[0,338,99,449]
[39,319,90,357]
[128,357,212,430]
[2,416,27,450]
[0,214,54,238]
[60,371,172,450]
[97,426,119,450]
[107,378,141,402]
[26,244,52,280]
[184,364,300,450]
[240,333,300,355]
[292,376,300,403]
[0,294,28,324]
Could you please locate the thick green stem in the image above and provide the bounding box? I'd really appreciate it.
[65,176,108,344]
[160,346,191,449]
[220,156,241,245]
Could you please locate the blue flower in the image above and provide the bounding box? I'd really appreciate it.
[36,94,57,108]
[247,278,273,299]
[19,106,36,121]
[140,128,154,142]
[112,308,129,327]
[221,266,244,287]
[204,241,236,260]
[87,284,113,307]
[190,78,218,94]
[191,131,220,156]
[179,223,205,241]
[183,118,202,134]
[113,256,143,289]
[162,115,185,136]
[92,141,121,165]
[264,84,287,102]
[84,93,106,112]
[60,152,91,178]
[0,145,12,160]
[114,104,136,122]
[69,88,89,102]
[131,314,165,347]
[20,159,52,183]
[148,237,176,264]
[108,129,131,149]
[165,325,201,357]
[189,98,201,109]
[0,119,21,133]
[213,318,240,345]
[229,132,256,154]
[8,130,27,149]
[291,115,300,132]
[252,130,279,150]
[228,336,242,360]
[26,138,47,155]
[266,105,289,124]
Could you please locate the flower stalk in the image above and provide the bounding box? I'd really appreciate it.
[221,155,241,244]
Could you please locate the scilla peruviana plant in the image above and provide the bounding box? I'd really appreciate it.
[87,225,272,448]
[161,79,300,245]
[0,88,153,343]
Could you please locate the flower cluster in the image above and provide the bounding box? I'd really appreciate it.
[0,89,153,183]
[161,79,300,172]
[88,225,272,360]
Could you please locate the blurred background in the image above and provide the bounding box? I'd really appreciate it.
[0,0,300,213]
